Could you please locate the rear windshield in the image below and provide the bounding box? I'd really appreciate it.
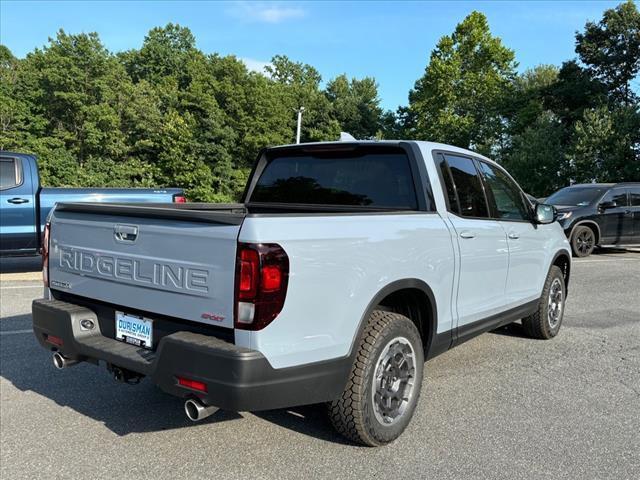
[249,148,418,209]
[546,187,607,207]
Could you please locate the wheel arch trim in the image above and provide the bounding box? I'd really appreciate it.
[550,249,572,295]
[348,279,439,359]
[569,220,601,244]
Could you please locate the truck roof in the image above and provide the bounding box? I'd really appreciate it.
[266,140,496,165]
[0,150,36,158]
[562,183,615,188]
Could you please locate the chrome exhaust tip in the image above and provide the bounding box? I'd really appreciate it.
[184,398,218,422]
[52,352,78,369]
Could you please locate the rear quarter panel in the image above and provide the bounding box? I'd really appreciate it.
[238,213,456,369]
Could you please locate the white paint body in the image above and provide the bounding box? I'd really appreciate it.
[236,142,570,368]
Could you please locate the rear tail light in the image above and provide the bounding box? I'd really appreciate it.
[42,222,51,287]
[173,194,187,203]
[177,376,208,393]
[45,334,63,347]
[234,243,289,331]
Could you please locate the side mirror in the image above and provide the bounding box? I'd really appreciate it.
[599,201,617,211]
[534,203,557,224]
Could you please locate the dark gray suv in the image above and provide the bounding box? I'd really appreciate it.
[547,182,640,257]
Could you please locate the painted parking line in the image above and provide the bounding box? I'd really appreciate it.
[0,329,33,335]
[0,285,43,290]
[0,272,42,282]
[574,258,639,264]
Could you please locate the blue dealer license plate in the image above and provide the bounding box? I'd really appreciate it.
[115,311,153,349]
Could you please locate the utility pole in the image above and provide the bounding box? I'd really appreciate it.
[295,106,305,144]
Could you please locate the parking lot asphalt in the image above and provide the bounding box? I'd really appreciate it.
[1,250,639,480]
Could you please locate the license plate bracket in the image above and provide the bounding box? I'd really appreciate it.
[115,311,153,349]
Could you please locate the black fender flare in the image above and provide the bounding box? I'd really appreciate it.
[347,279,441,359]
[569,220,601,245]
[550,249,572,295]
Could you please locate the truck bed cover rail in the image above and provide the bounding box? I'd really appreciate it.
[54,202,247,225]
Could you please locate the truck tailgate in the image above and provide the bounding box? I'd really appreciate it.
[48,203,246,329]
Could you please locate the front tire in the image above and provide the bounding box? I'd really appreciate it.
[571,225,596,257]
[328,310,424,446]
[522,265,566,339]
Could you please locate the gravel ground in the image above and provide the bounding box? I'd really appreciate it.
[1,250,639,480]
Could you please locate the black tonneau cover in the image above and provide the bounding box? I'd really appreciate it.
[55,202,247,225]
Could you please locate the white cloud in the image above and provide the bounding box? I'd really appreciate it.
[228,2,306,24]
[241,57,272,76]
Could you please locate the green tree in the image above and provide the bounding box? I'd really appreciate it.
[569,106,640,183]
[504,65,559,138]
[28,31,129,163]
[266,55,340,142]
[205,54,291,169]
[502,112,568,196]
[407,11,517,154]
[378,109,405,139]
[7,31,148,186]
[121,23,197,87]
[325,74,383,139]
[1,24,397,200]
[575,0,640,105]
[154,110,216,200]
[0,45,31,150]
[500,65,571,195]
[546,60,608,128]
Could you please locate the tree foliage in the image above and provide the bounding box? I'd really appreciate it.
[1,3,638,200]
[407,11,517,155]
[0,25,384,200]
[326,75,383,139]
[575,0,640,105]
[500,2,640,193]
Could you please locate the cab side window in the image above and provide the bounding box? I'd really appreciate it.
[630,187,640,207]
[476,161,530,221]
[0,157,21,190]
[442,154,489,218]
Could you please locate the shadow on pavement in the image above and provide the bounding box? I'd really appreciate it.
[254,405,353,446]
[0,255,42,274]
[0,312,346,442]
[0,313,241,436]
[490,321,529,338]
[595,247,640,256]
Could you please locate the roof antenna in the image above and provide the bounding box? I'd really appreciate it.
[339,132,357,141]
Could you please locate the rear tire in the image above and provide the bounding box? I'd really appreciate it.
[328,310,424,446]
[522,266,566,339]
[571,225,596,257]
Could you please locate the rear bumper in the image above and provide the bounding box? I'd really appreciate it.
[32,299,350,411]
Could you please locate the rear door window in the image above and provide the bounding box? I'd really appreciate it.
[630,187,640,207]
[0,157,21,190]
[442,154,489,218]
[250,147,418,209]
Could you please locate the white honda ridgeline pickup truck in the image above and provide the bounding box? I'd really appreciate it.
[33,141,571,446]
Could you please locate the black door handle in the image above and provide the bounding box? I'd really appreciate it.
[7,198,29,204]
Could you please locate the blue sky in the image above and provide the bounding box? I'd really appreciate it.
[0,0,623,110]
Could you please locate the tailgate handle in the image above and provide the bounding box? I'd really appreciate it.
[114,224,138,243]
